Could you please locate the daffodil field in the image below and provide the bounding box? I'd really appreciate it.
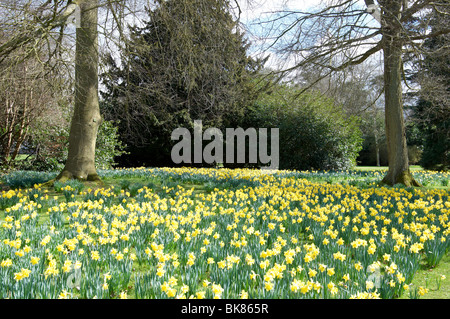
[0,167,449,299]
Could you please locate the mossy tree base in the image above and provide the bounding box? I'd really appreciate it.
[381,170,422,187]
[43,170,103,188]
[56,170,101,183]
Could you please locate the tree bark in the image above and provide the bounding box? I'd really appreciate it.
[374,130,380,167]
[380,0,420,187]
[56,0,102,182]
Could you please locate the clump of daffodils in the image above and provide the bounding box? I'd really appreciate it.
[0,167,448,299]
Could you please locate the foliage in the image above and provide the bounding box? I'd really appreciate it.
[9,120,126,172]
[241,84,363,171]
[406,6,450,171]
[411,98,450,171]
[94,120,128,170]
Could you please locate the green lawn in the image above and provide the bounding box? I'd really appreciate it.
[399,253,450,299]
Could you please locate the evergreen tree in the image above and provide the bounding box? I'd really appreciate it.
[408,4,449,170]
[101,0,264,167]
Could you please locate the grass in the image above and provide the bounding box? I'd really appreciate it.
[399,253,450,299]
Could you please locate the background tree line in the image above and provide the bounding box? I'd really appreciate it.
[0,0,448,178]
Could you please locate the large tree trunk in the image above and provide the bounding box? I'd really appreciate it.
[380,0,420,187]
[57,0,102,182]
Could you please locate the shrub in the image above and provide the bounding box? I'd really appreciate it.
[241,85,363,171]
[420,137,449,171]
[95,120,128,169]
[11,120,127,171]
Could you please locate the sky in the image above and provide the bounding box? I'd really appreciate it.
[233,0,383,74]
[232,0,324,70]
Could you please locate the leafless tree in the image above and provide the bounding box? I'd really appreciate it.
[0,0,151,181]
[255,0,449,185]
[0,28,72,168]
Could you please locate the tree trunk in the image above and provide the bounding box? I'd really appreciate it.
[380,0,420,186]
[372,107,381,167]
[374,131,380,167]
[56,0,102,182]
